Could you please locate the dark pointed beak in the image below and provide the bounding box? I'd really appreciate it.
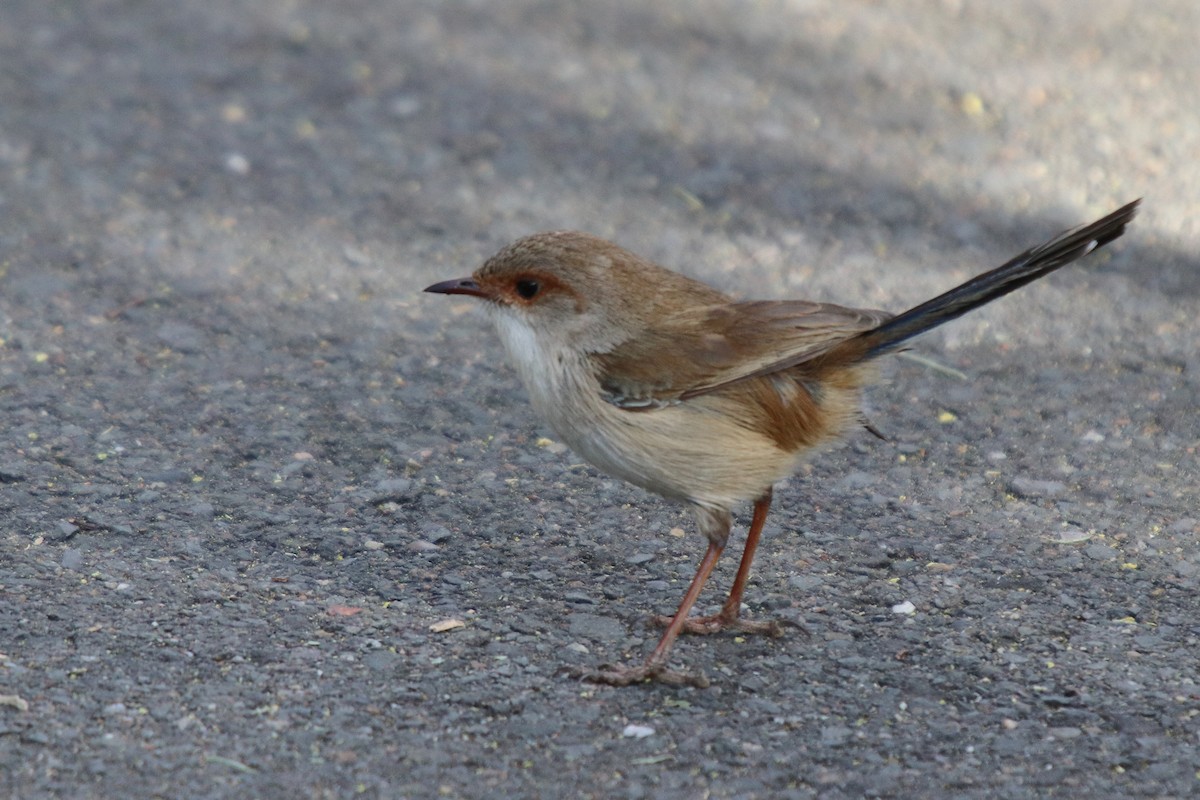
[424,277,488,298]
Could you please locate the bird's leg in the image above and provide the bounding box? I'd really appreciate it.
[654,489,787,637]
[573,536,725,687]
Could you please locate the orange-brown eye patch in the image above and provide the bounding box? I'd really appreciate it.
[477,271,579,308]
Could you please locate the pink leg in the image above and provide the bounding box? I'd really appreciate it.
[654,489,785,636]
[575,538,725,687]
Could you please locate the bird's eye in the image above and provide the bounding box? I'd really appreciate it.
[514,279,541,300]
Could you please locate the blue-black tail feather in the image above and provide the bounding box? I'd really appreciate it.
[849,199,1140,361]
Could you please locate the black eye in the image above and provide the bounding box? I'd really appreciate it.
[514,279,540,299]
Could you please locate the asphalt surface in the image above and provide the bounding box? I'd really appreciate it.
[1,1,1198,798]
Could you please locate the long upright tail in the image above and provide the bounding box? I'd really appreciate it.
[840,199,1140,362]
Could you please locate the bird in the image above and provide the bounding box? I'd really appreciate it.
[425,199,1139,687]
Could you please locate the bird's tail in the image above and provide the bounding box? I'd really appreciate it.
[831,199,1140,364]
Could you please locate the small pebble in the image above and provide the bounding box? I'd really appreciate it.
[892,600,916,615]
[1053,528,1092,544]
[225,153,250,174]
[622,724,655,739]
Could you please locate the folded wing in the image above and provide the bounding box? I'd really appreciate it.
[594,300,892,409]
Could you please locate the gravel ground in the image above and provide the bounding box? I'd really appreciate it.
[1,1,1198,798]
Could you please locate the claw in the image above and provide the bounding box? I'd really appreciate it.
[650,612,794,638]
[565,661,710,689]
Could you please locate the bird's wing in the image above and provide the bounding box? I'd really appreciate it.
[593,300,892,409]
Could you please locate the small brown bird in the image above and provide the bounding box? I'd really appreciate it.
[426,200,1139,687]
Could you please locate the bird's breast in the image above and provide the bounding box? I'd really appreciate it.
[487,310,869,510]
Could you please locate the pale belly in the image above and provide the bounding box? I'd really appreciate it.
[488,308,859,511]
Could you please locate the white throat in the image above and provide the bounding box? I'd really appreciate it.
[487,309,578,413]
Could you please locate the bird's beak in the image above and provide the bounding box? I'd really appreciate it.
[424,277,489,298]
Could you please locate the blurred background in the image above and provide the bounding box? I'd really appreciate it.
[2,2,1197,798]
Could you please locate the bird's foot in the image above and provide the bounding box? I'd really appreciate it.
[651,611,796,637]
[565,660,710,688]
